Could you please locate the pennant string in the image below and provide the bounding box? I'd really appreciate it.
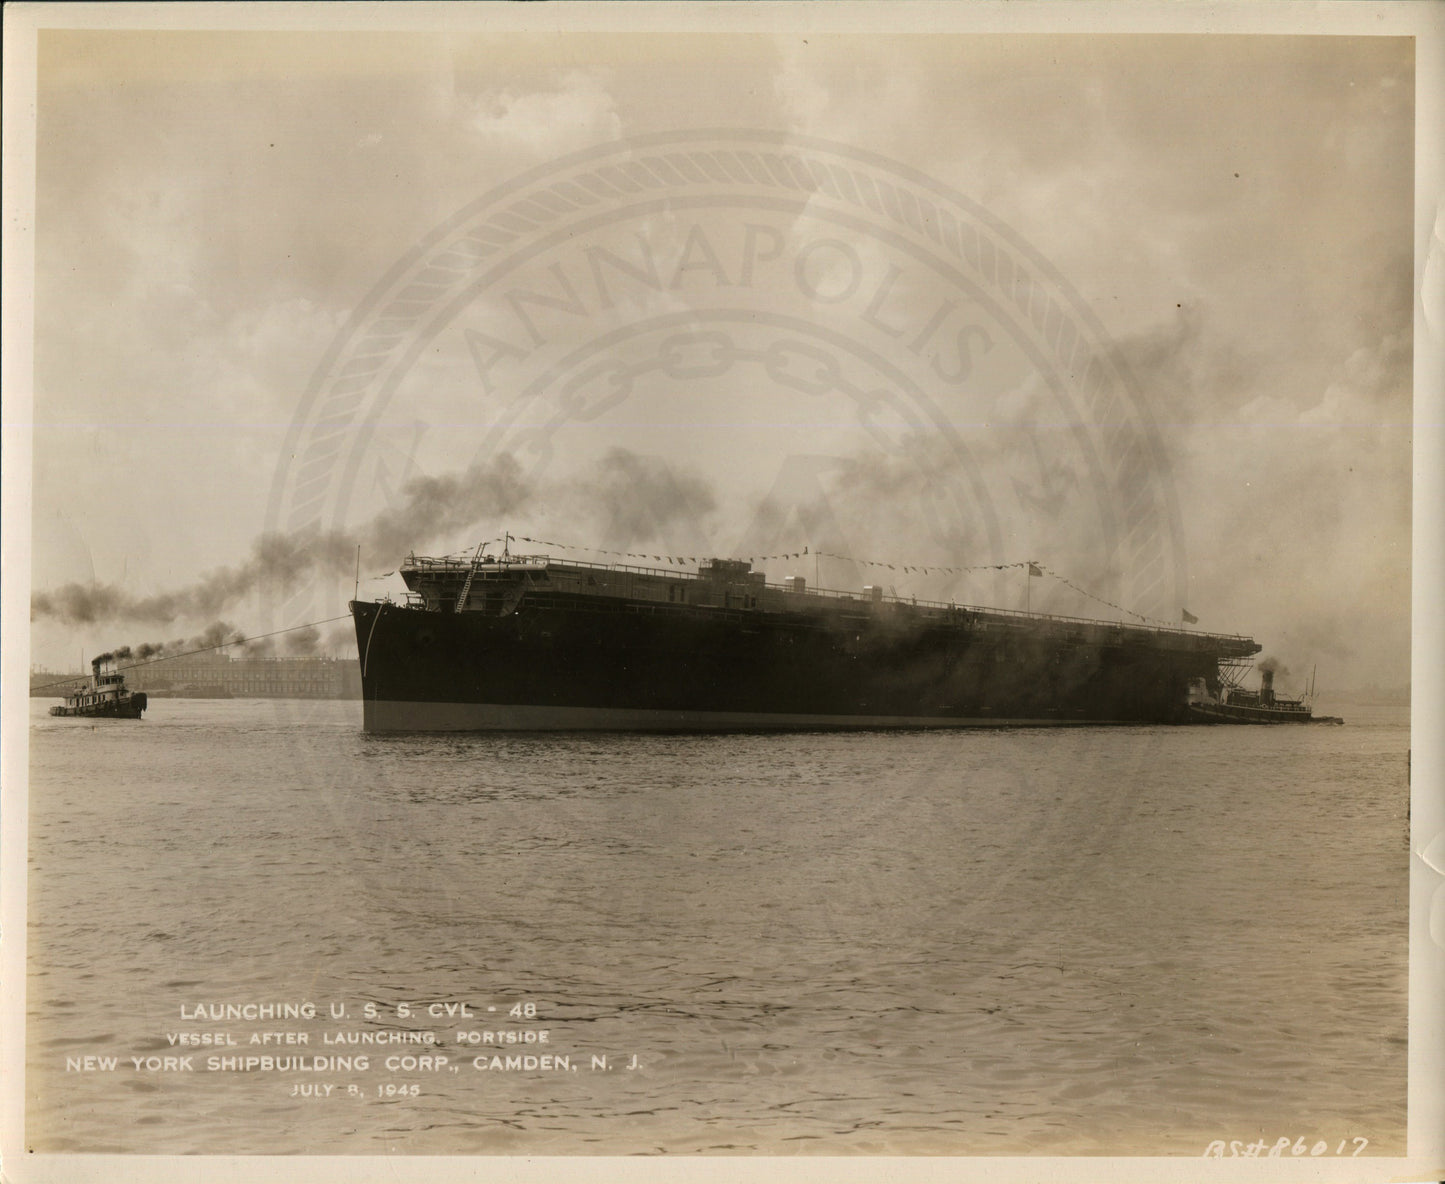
[489,538,1176,627]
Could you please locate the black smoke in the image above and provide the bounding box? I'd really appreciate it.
[32,453,529,627]
[566,447,716,544]
[364,453,530,563]
[283,625,322,656]
[31,530,356,626]
[31,448,724,631]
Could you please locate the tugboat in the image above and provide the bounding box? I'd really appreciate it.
[1187,664,1341,725]
[49,654,148,719]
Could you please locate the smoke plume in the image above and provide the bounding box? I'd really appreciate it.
[31,448,713,629]
[364,453,530,562]
[91,623,254,669]
[283,625,321,656]
[326,625,357,657]
[565,447,716,544]
[195,622,247,650]
[31,531,356,625]
[32,453,530,627]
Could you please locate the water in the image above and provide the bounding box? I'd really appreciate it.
[24,697,1408,1155]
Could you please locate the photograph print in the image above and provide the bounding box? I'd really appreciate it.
[3,3,1440,1180]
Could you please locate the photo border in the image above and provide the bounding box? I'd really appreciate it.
[3,3,1440,1182]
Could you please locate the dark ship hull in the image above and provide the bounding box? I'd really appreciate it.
[1186,702,1312,724]
[351,553,1261,733]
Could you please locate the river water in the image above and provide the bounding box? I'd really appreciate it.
[24,697,1408,1156]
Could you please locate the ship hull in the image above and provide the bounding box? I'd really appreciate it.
[49,693,147,720]
[1186,702,1313,724]
[360,698,1120,732]
[352,596,1223,733]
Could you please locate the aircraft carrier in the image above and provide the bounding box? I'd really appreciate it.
[350,545,1262,731]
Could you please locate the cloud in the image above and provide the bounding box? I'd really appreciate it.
[1171,329,1411,689]
[28,32,1416,693]
[462,68,622,153]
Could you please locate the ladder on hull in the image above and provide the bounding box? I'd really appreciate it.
[454,540,489,612]
[454,568,476,612]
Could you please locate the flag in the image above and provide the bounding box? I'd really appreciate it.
[1028,563,1043,577]
[1181,608,1199,624]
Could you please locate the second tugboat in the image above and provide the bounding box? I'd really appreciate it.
[49,655,148,720]
[1186,664,1342,724]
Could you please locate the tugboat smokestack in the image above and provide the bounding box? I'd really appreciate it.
[1260,668,1275,704]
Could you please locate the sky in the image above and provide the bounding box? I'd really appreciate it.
[20,18,1418,694]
